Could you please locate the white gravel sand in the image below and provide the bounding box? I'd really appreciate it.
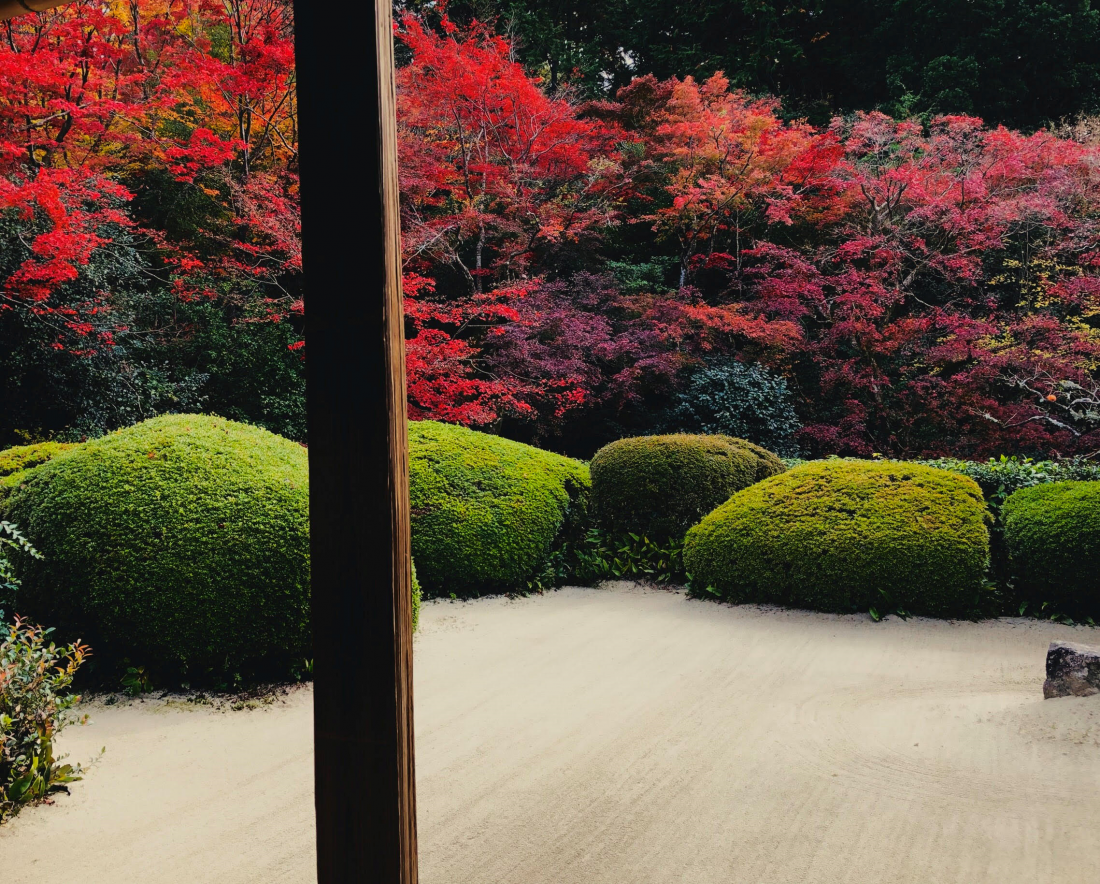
[2,583,1099,883]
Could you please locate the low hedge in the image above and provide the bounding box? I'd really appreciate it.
[590,434,785,540]
[409,420,589,595]
[2,414,310,683]
[1003,482,1100,614]
[684,460,991,617]
[921,456,1100,589]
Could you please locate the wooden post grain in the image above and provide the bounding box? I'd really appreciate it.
[294,1,418,881]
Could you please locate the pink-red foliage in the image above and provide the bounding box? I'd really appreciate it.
[396,25,1100,456]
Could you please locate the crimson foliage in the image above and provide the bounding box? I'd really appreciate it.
[3,8,1100,458]
[397,18,1100,457]
[0,1,300,442]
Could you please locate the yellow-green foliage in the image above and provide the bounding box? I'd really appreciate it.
[591,434,785,540]
[0,442,79,495]
[409,421,590,595]
[412,561,422,632]
[1003,482,1100,612]
[2,415,310,682]
[684,460,991,616]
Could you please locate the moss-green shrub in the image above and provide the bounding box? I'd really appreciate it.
[684,460,991,617]
[1003,482,1100,613]
[0,442,79,496]
[409,421,589,595]
[0,441,79,478]
[411,561,422,632]
[2,414,309,682]
[590,434,785,540]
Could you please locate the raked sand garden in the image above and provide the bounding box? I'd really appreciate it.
[3,583,1099,884]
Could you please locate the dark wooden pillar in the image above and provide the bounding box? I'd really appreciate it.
[294,1,418,882]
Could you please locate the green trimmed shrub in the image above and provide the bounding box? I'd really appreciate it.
[412,561,422,632]
[2,414,310,683]
[1003,482,1100,613]
[0,442,79,497]
[921,456,1100,590]
[409,421,590,595]
[590,434,785,541]
[0,442,79,478]
[684,460,991,617]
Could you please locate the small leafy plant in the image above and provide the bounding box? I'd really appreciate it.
[566,529,687,586]
[120,665,152,697]
[1,616,89,822]
[1017,600,1097,628]
[869,587,911,623]
[0,521,41,622]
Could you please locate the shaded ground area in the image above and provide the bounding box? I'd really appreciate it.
[3,584,1099,883]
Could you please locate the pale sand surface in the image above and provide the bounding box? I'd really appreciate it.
[2,582,1099,883]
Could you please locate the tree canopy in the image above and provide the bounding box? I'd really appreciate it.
[405,1,1100,132]
[3,3,1100,460]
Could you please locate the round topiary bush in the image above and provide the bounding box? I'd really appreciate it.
[409,420,590,595]
[684,460,991,617]
[590,434,785,540]
[2,414,310,682]
[1003,481,1100,614]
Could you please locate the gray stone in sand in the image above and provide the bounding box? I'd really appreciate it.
[1044,640,1100,699]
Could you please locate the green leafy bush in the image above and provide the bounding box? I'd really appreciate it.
[566,528,686,585]
[0,442,79,479]
[921,455,1100,589]
[1,616,88,822]
[0,442,79,498]
[590,434,785,541]
[684,460,991,617]
[667,360,802,456]
[2,414,310,683]
[1003,482,1100,615]
[157,297,308,442]
[409,420,590,596]
[921,455,1100,514]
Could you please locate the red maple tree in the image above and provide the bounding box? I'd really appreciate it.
[5,7,1099,457]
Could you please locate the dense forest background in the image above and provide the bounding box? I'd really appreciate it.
[403,1,1100,132]
[3,1,1100,459]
